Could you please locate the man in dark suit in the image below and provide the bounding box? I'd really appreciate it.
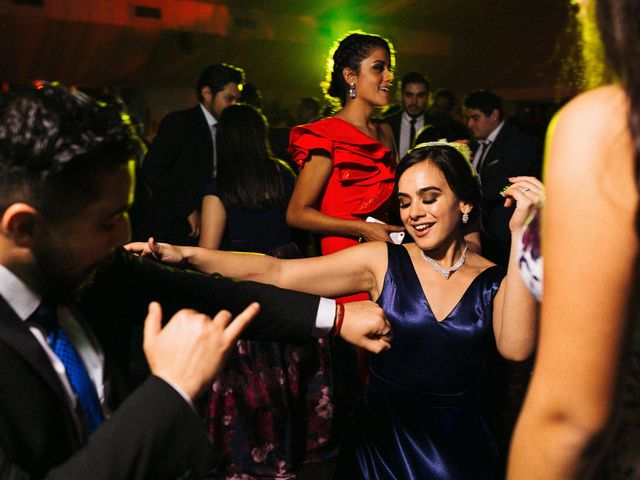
[132,63,244,245]
[384,72,434,157]
[464,90,541,267]
[463,89,541,459]
[0,84,391,479]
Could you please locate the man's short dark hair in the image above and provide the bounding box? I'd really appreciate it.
[464,90,504,119]
[434,89,456,108]
[196,63,245,102]
[401,72,430,92]
[0,83,139,221]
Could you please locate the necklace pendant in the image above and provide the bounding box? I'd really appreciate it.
[420,244,468,280]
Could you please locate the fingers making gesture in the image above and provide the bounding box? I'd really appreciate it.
[143,301,260,400]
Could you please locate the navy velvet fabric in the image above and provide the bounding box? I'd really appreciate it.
[354,243,506,479]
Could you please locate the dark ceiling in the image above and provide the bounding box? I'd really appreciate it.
[0,0,575,103]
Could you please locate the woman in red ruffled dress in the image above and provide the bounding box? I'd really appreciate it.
[287,32,405,301]
[287,33,405,474]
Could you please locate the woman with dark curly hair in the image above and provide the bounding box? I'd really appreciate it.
[287,32,405,296]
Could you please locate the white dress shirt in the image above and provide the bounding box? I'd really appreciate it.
[472,121,505,169]
[399,112,425,157]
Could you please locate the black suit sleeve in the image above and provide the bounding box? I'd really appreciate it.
[141,111,205,220]
[481,132,541,208]
[0,377,214,480]
[83,248,321,342]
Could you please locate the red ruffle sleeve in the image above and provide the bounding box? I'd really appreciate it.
[288,117,396,217]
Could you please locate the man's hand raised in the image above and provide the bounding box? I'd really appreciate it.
[143,301,260,400]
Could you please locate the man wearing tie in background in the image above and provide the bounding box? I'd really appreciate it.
[384,72,434,157]
[464,90,541,268]
[132,63,244,245]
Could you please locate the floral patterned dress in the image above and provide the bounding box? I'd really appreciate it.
[204,174,336,479]
[206,336,335,479]
[516,209,542,302]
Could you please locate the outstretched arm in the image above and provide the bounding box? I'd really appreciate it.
[123,241,392,352]
[491,176,542,361]
[286,154,403,242]
[126,238,385,300]
[507,86,638,479]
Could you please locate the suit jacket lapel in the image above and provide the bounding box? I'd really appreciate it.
[0,297,84,441]
[485,124,510,163]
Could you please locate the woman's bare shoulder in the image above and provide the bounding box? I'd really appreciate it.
[464,251,497,273]
[546,84,637,219]
[556,85,628,137]
[549,85,631,174]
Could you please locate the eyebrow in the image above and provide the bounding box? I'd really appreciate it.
[397,186,441,196]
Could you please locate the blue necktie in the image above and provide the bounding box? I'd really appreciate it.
[30,301,104,432]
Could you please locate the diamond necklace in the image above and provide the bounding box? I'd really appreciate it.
[420,244,468,280]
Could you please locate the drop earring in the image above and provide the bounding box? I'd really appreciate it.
[349,83,356,99]
[462,212,469,224]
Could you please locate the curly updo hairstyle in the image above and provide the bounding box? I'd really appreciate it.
[322,31,394,108]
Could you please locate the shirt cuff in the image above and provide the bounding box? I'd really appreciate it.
[313,297,336,337]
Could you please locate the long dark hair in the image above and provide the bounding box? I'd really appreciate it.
[596,0,640,166]
[322,31,394,108]
[216,104,293,210]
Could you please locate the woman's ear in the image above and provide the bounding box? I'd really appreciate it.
[460,202,473,215]
[342,67,356,86]
[1,203,40,248]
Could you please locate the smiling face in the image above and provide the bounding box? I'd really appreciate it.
[349,46,394,106]
[397,160,470,251]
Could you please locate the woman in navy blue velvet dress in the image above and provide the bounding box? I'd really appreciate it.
[128,143,541,479]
